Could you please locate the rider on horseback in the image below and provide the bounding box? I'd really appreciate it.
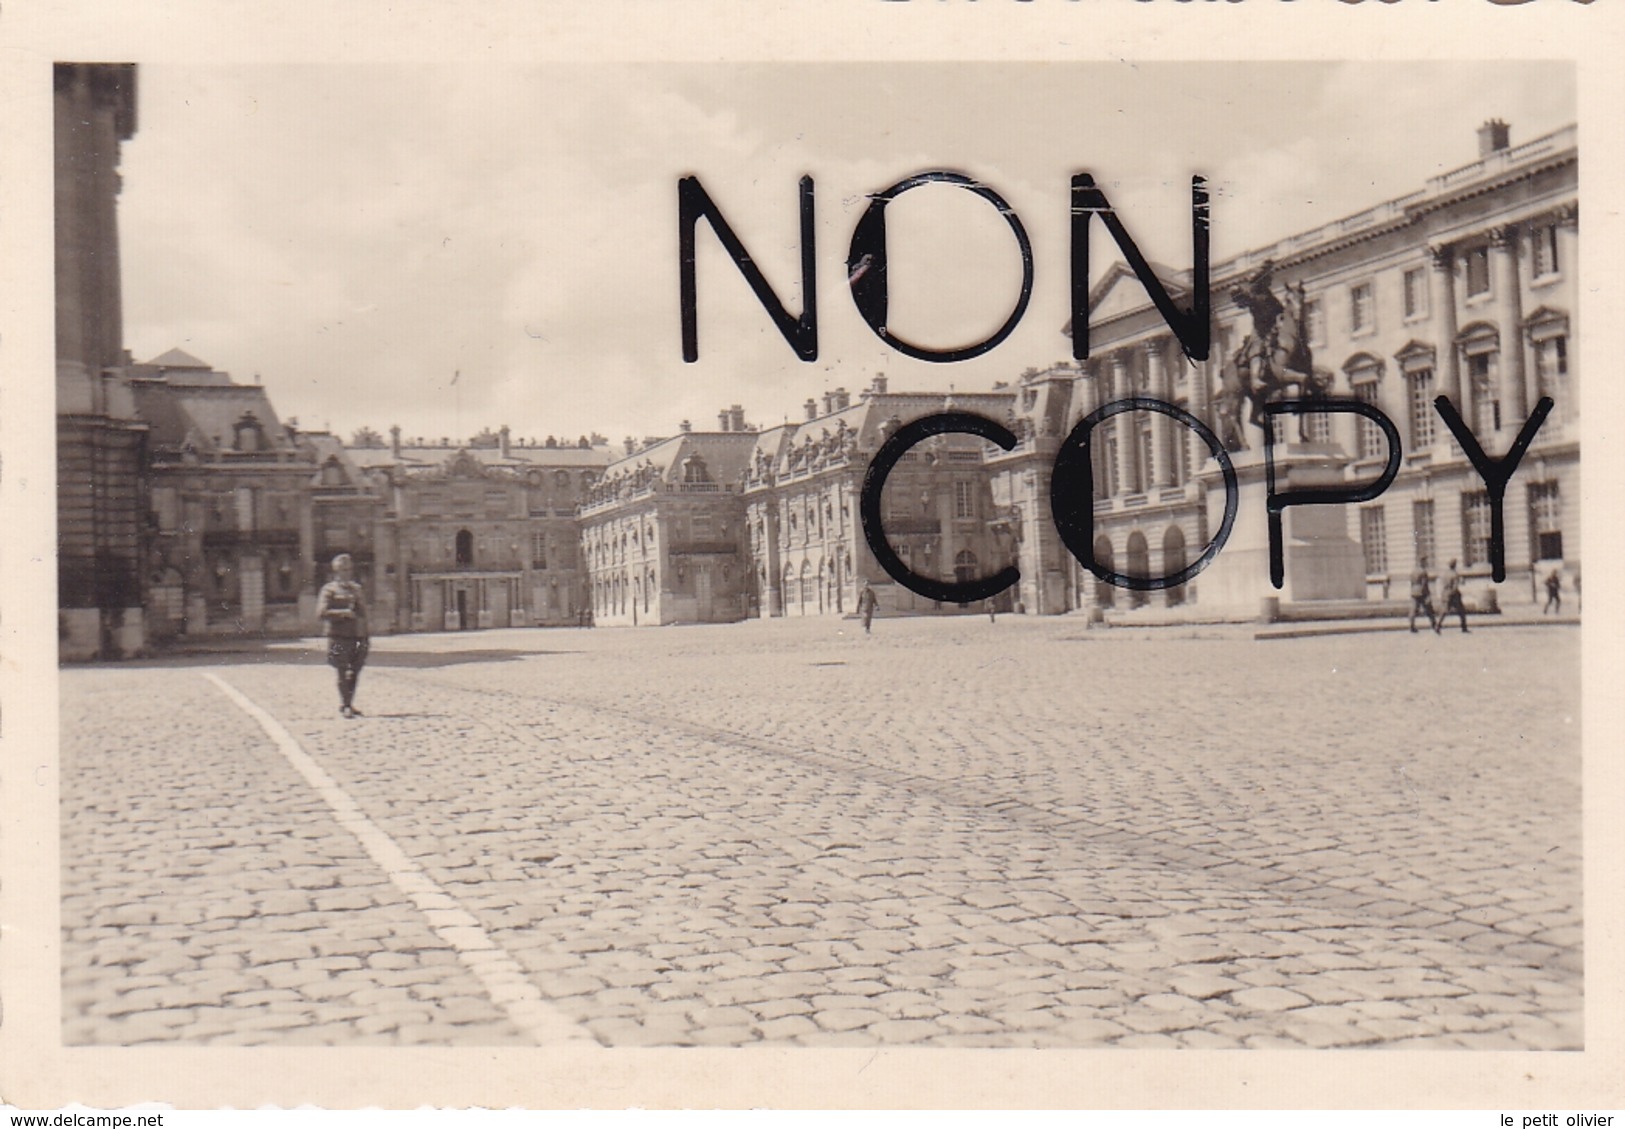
[1236,261,1285,359]
[1214,260,1324,451]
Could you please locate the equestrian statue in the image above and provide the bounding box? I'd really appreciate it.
[1212,261,1330,452]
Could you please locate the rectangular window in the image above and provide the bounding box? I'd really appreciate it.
[1360,507,1388,576]
[1302,408,1332,445]
[1352,380,1384,458]
[1175,403,1194,482]
[205,550,239,609]
[267,548,299,603]
[270,494,295,531]
[1534,335,1568,402]
[1465,246,1491,297]
[954,480,975,519]
[532,531,548,569]
[1461,491,1492,567]
[1407,368,1436,448]
[1468,353,1500,434]
[1137,417,1154,492]
[1531,223,1561,278]
[1403,267,1428,319]
[1413,499,1436,567]
[1529,481,1563,562]
[1535,334,1570,430]
[235,487,257,534]
[152,487,178,533]
[1350,282,1374,334]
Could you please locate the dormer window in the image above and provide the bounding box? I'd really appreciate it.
[232,410,266,452]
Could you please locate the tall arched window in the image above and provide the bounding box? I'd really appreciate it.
[1457,323,1501,436]
[1343,353,1386,458]
[1163,525,1188,607]
[1125,531,1151,608]
[455,529,474,566]
[1526,308,1571,430]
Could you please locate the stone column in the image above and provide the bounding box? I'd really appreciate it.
[1491,225,1529,422]
[1147,339,1175,488]
[240,554,265,630]
[1429,245,1462,416]
[1110,352,1137,496]
[762,501,782,617]
[1189,329,1213,466]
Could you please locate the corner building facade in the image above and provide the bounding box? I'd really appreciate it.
[348,430,611,633]
[992,120,1577,619]
[580,430,759,626]
[743,380,1017,621]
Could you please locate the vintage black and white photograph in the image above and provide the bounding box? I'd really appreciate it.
[50,57,1584,1055]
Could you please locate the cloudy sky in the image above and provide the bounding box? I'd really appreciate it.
[116,62,1574,447]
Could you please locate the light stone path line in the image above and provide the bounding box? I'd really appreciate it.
[200,671,592,1046]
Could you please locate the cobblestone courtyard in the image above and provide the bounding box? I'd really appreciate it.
[61,616,1582,1048]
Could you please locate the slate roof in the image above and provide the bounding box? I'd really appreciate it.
[345,444,615,472]
[599,431,759,486]
[143,346,213,369]
[132,380,291,454]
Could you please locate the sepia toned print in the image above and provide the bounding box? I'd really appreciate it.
[48,55,1587,1072]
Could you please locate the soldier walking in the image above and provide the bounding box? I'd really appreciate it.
[1544,568,1564,614]
[857,582,878,635]
[317,553,370,718]
[1439,559,1469,634]
[1409,556,1438,634]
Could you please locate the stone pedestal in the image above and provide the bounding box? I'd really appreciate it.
[1196,444,1366,619]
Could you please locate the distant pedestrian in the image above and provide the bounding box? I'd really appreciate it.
[857,582,878,634]
[317,554,370,718]
[1409,556,1438,634]
[986,598,997,623]
[1544,568,1563,615]
[1439,558,1469,634]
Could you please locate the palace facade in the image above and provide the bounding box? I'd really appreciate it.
[59,103,1579,650]
[1062,118,1578,619]
[349,429,611,633]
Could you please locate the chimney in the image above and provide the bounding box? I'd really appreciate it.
[624,436,636,456]
[822,391,834,415]
[680,419,693,433]
[804,398,818,421]
[718,409,731,431]
[389,424,401,457]
[499,424,510,457]
[729,404,746,432]
[1478,119,1510,158]
[871,373,888,395]
[833,387,849,410]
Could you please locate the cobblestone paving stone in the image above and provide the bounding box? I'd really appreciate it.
[61,617,1580,1048]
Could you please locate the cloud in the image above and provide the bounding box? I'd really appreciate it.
[115,61,1575,447]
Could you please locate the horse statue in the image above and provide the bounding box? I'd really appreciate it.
[1212,261,1331,451]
